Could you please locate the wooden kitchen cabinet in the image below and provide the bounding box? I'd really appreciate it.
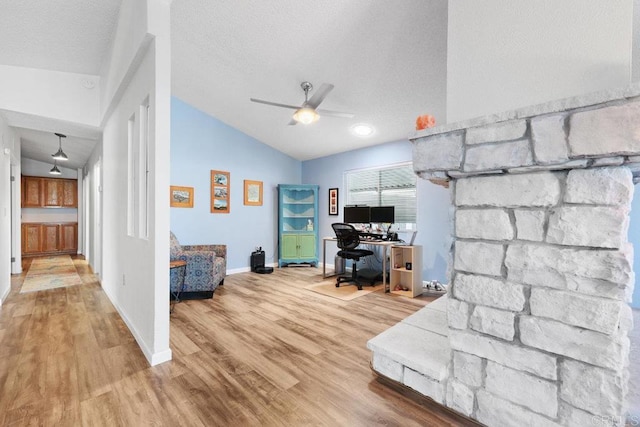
[21,222,78,257]
[59,223,78,252]
[22,176,78,208]
[22,176,43,207]
[61,180,77,207]
[22,223,42,254]
[41,224,60,252]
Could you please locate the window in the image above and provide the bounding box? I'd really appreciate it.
[344,162,416,229]
[127,98,151,239]
[127,113,137,237]
[139,99,150,239]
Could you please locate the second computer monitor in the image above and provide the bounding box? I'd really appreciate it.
[343,206,370,224]
[370,206,395,223]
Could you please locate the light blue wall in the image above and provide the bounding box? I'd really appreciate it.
[169,98,640,308]
[630,192,640,309]
[302,140,452,284]
[170,97,301,270]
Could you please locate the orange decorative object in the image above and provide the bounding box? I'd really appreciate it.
[416,114,436,130]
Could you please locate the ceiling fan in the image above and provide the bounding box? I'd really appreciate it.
[250,81,354,125]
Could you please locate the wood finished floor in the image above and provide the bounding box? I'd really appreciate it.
[0,257,477,426]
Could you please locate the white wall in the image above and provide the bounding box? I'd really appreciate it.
[84,141,102,277]
[94,0,172,366]
[0,65,100,126]
[10,137,21,275]
[21,157,77,179]
[0,114,18,303]
[447,0,633,122]
[99,1,150,121]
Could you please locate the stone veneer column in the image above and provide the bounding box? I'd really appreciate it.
[411,84,639,427]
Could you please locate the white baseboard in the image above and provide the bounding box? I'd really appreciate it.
[0,283,10,306]
[102,281,172,367]
[227,262,278,275]
[150,349,173,366]
[227,267,251,275]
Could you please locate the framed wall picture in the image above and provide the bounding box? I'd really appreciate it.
[170,186,194,208]
[244,180,263,206]
[211,170,230,213]
[329,188,339,215]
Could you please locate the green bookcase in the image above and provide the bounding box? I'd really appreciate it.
[278,184,319,267]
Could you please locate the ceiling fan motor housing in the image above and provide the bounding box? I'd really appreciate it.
[301,81,313,102]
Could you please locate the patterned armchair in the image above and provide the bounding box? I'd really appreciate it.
[170,231,227,299]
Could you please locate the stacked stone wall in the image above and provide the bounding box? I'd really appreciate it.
[410,86,639,426]
[448,168,632,426]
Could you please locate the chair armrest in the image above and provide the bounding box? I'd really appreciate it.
[181,244,227,258]
[174,249,215,263]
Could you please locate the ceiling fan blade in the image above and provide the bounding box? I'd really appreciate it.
[305,83,334,109]
[250,98,300,110]
[316,108,355,119]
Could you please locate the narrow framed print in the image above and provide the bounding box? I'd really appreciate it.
[244,180,263,206]
[211,170,230,213]
[328,188,339,215]
[170,186,194,208]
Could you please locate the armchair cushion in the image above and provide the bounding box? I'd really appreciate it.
[170,232,227,299]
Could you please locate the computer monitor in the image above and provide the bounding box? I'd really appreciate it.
[343,206,370,224]
[370,206,395,223]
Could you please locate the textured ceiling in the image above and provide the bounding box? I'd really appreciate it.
[171,0,449,161]
[17,127,98,170]
[1,0,448,165]
[0,0,119,167]
[0,0,122,75]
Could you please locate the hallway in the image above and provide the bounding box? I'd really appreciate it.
[0,256,147,425]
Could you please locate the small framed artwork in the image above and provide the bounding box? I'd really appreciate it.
[244,180,263,206]
[211,170,230,213]
[170,186,194,208]
[328,188,339,215]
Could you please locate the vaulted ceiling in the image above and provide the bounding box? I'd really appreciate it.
[171,0,448,161]
[1,0,448,165]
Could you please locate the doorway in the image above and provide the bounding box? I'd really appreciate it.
[10,164,20,275]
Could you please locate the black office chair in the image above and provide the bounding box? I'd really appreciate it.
[332,223,375,290]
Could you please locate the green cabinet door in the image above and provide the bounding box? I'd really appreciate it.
[298,234,316,258]
[281,234,299,259]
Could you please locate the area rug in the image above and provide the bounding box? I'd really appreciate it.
[21,255,83,293]
[304,281,384,301]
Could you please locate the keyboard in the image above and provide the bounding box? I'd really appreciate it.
[358,232,386,241]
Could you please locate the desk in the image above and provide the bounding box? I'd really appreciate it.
[322,237,396,292]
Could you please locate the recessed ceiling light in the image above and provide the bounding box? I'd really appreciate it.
[351,123,374,137]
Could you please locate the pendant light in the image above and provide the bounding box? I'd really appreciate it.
[50,161,61,175]
[51,132,68,161]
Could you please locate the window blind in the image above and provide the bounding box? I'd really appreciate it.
[344,162,416,225]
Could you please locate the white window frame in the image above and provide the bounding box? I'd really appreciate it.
[343,161,417,231]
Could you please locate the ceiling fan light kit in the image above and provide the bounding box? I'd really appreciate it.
[250,81,354,125]
[292,107,319,124]
[52,132,68,161]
